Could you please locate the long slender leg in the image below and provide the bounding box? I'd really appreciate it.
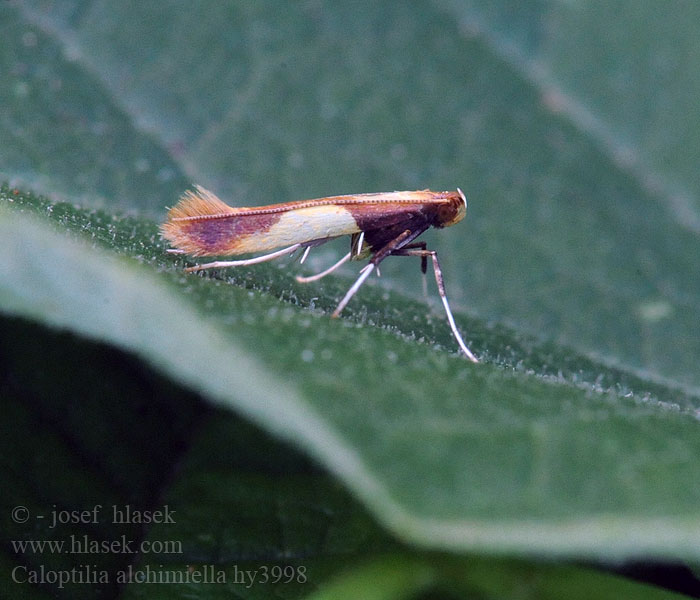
[295,252,351,283]
[184,243,302,273]
[331,263,375,317]
[393,248,479,362]
[332,230,414,318]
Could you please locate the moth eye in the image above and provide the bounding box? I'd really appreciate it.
[438,203,454,222]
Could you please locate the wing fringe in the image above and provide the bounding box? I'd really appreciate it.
[166,185,235,220]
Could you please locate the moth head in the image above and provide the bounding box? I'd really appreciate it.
[438,188,467,227]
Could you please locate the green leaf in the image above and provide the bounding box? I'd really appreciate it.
[302,555,433,600]
[3,1,700,597]
[3,188,700,566]
[305,554,691,600]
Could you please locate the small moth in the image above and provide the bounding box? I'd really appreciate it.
[161,186,478,362]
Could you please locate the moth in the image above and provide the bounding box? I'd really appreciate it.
[161,186,478,362]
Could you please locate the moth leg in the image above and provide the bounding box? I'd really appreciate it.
[400,241,428,298]
[392,248,479,362]
[331,262,375,317]
[400,242,428,272]
[299,246,312,264]
[332,230,414,318]
[295,252,351,283]
[184,243,302,273]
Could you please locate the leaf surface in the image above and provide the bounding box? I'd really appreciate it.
[2,189,699,565]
